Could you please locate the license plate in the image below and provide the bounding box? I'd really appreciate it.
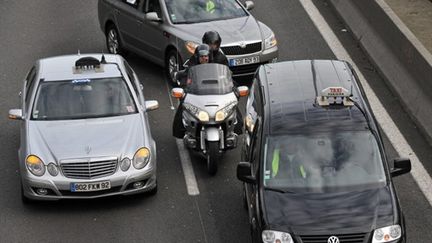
[229,56,260,66]
[70,181,111,192]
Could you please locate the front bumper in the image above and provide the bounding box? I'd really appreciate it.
[21,165,156,200]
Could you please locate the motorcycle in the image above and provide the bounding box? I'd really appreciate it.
[172,63,248,175]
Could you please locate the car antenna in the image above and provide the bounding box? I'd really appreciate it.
[77,49,81,56]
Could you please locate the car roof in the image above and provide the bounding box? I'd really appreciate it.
[38,54,123,81]
[259,60,370,135]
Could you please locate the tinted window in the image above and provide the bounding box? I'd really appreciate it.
[146,0,162,16]
[32,78,137,120]
[263,131,386,193]
[164,0,247,24]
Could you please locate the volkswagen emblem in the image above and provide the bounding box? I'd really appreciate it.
[239,42,247,49]
[327,236,340,243]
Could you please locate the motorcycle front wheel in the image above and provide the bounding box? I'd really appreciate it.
[206,141,220,175]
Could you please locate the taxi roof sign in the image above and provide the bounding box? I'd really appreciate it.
[73,56,104,74]
[317,86,354,107]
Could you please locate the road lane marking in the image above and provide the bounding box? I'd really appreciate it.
[176,138,200,195]
[167,78,200,195]
[299,0,432,206]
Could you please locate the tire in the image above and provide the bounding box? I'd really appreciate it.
[106,25,127,55]
[206,141,220,175]
[165,49,182,86]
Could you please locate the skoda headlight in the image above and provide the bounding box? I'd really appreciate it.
[26,155,46,176]
[264,33,277,49]
[215,101,237,122]
[262,230,293,243]
[372,225,402,243]
[133,148,151,170]
[185,41,199,55]
[184,103,209,122]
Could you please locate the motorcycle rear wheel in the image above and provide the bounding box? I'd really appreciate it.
[206,141,220,175]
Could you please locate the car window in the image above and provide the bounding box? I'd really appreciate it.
[164,0,247,24]
[32,77,137,120]
[145,0,162,16]
[122,0,140,8]
[25,66,37,110]
[262,131,387,193]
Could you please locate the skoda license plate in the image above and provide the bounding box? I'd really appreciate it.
[70,181,111,192]
[229,56,260,66]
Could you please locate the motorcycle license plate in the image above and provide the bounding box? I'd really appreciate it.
[229,56,260,66]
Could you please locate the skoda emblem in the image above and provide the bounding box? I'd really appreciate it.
[85,145,91,155]
[239,42,246,49]
[327,236,339,243]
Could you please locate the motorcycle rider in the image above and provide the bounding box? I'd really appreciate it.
[173,44,211,138]
[202,31,229,66]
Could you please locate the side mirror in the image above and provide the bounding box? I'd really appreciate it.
[244,1,255,10]
[9,109,23,120]
[391,158,411,177]
[171,88,185,99]
[237,86,249,97]
[145,100,159,111]
[146,12,162,22]
[237,162,256,184]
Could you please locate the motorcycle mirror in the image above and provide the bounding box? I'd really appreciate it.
[171,87,184,99]
[237,86,249,97]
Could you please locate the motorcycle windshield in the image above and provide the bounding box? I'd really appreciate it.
[185,63,234,95]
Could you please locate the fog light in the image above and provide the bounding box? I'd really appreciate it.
[36,188,48,195]
[133,181,145,189]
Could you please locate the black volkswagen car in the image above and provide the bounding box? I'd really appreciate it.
[237,60,411,243]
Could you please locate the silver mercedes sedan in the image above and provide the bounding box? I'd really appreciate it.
[98,0,278,84]
[9,54,159,202]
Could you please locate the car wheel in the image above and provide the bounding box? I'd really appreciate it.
[106,25,127,55]
[165,49,183,86]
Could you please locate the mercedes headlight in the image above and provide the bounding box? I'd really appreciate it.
[372,225,402,243]
[26,155,46,176]
[120,157,131,171]
[47,163,59,176]
[184,103,209,122]
[264,33,277,49]
[262,230,293,243]
[133,148,151,170]
[215,101,237,122]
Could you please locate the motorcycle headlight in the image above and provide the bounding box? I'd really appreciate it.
[26,155,46,177]
[264,33,277,50]
[185,41,199,55]
[215,101,237,122]
[262,230,293,243]
[120,157,131,172]
[372,225,402,243]
[184,103,209,122]
[133,148,151,170]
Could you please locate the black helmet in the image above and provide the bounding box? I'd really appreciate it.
[202,31,222,51]
[195,44,210,57]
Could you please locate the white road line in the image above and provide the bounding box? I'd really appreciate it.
[176,139,200,195]
[166,79,200,195]
[299,0,432,206]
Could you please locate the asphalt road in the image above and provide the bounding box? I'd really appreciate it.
[0,0,431,242]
